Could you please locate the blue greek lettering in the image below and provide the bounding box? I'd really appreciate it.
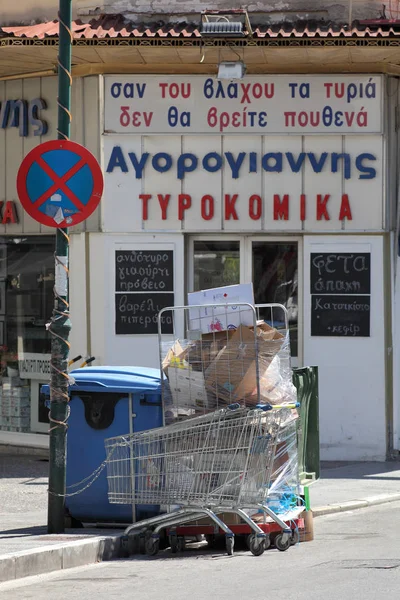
[202,152,223,173]
[225,152,246,179]
[307,152,328,173]
[177,153,198,179]
[262,153,283,172]
[28,98,48,136]
[152,152,172,173]
[331,153,351,180]
[106,146,129,173]
[111,83,122,98]
[355,153,376,179]
[286,152,306,173]
[249,152,257,173]
[128,152,150,178]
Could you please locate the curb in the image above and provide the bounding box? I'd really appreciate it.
[312,493,400,517]
[0,535,121,584]
[2,494,400,584]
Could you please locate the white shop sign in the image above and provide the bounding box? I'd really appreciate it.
[18,353,51,380]
[104,75,382,135]
[103,134,384,233]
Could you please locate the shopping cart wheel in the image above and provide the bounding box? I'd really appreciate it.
[145,536,160,556]
[169,533,178,554]
[248,535,265,557]
[274,533,291,552]
[177,537,186,552]
[225,536,234,556]
[290,529,300,546]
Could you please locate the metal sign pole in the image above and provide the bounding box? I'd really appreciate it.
[47,0,72,534]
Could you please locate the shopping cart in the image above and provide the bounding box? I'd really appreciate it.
[105,403,297,557]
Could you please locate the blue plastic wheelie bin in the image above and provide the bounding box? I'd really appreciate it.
[44,366,163,524]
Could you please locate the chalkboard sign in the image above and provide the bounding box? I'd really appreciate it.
[115,250,174,335]
[115,292,174,335]
[310,253,370,295]
[311,295,370,337]
[115,250,174,292]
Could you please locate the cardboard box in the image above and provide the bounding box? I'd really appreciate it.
[162,341,188,375]
[168,366,209,409]
[205,325,285,405]
[184,330,237,372]
[190,512,242,526]
[205,326,258,403]
[188,283,255,334]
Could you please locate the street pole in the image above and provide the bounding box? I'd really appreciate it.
[47,0,72,534]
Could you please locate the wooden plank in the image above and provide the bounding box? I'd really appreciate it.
[4,79,24,235]
[20,77,42,234]
[181,135,222,232]
[142,135,182,230]
[81,76,101,233]
[39,76,58,235]
[303,135,343,232]
[263,135,303,232]
[0,81,6,235]
[222,135,262,232]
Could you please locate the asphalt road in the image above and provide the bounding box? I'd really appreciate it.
[1,501,400,600]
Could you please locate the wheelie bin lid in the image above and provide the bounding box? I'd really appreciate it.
[41,366,163,395]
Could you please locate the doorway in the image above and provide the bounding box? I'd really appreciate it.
[188,235,302,365]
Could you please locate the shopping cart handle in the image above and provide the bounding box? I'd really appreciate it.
[256,402,301,411]
[227,403,241,411]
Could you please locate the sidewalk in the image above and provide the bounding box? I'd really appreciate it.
[1,453,400,583]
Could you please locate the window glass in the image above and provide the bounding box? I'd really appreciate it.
[193,241,240,291]
[252,242,298,357]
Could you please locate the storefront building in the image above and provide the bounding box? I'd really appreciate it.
[67,72,389,463]
[2,11,400,462]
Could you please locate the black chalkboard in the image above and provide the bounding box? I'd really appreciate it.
[310,253,370,295]
[115,250,174,293]
[311,295,370,337]
[115,292,174,335]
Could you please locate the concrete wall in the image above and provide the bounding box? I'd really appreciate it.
[77,0,385,23]
[0,1,77,24]
[0,0,388,25]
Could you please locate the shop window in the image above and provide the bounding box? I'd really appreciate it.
[0,236,55,433]
[193,241,240,291]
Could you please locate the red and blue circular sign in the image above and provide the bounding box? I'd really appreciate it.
[17,140,104,228]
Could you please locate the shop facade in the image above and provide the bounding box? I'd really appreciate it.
[66,72,393,462]
[0,68,396,462]
[0,75,101,438]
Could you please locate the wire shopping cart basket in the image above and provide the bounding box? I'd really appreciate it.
[158,302,294,425]
[105,403,298,557]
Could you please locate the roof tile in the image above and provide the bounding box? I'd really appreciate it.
[2,15,400,40]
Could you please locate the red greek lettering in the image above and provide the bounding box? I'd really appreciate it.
[139,194,152,221]
[178,194,192,220]
[339,194,352,220]
[273,194,289,220]
[201,195,214,220]
[316,194,330,220]
[249,195,262,220]
[300,194,306,221]
[157,194,170,220]
[224,194,239,220]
